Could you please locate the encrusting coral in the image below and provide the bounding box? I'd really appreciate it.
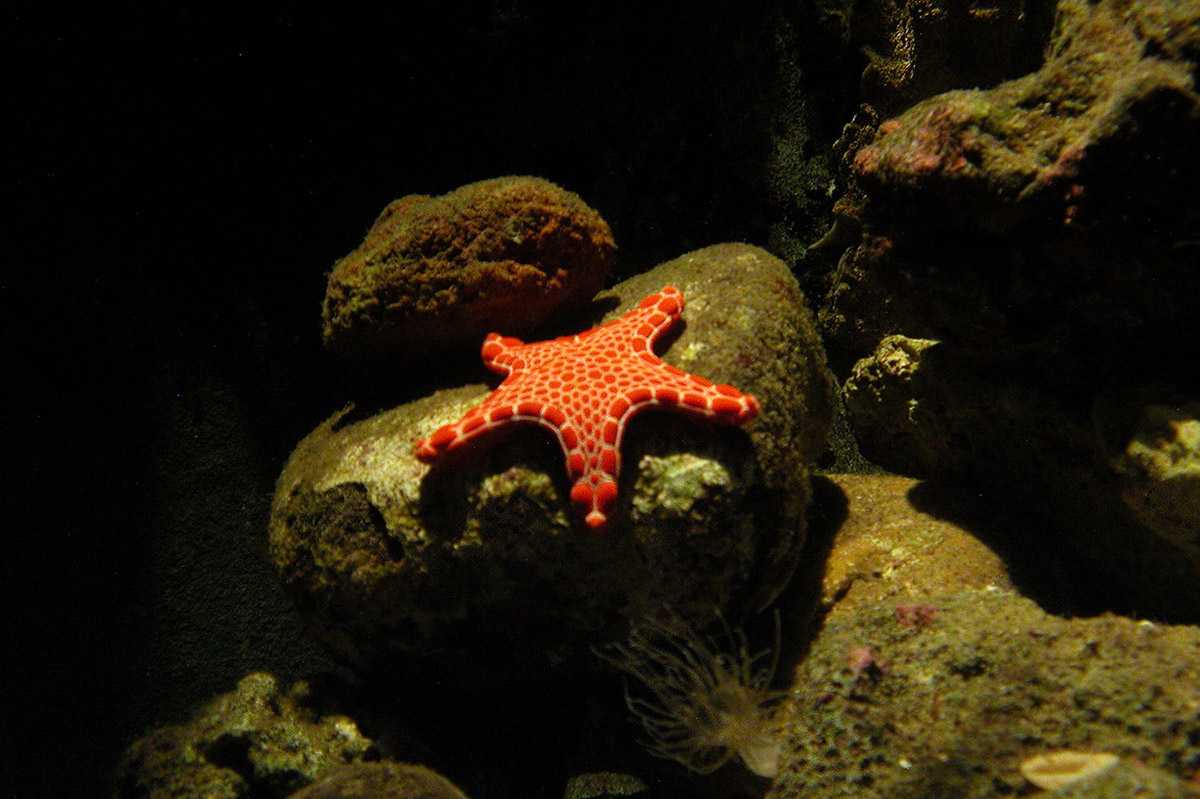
[595,608,786,777]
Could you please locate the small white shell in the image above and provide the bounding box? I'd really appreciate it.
[1019,750,1120,791]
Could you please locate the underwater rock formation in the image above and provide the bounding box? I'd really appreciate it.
[1107,399,1200,558]
[322,176,614,364]
[841,0,1041,114]
[745,474,1200,797]
[811,474,1015,613]
[827,0,1200,378]
[821,0,1200,621]
[768,587,1200,798]
[288,762,470,799]
[270,243,834,674]
[562,772,649,799]
[843,336,1200,617]
[114,673,379,799]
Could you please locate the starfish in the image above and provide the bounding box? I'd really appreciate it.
[415,286,760,530]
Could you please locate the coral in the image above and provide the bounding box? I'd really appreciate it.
[595,608,785,777]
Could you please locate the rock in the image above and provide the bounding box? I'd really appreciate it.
[845,0,1038,114]
[322,176,614,364]
[825,0,1200,381]
[841,334,1083,478]
[1047,760,1200,798]
[817,0,1200,623]
[270,243,834,674]
[813,474,1014,614]
[842,335,1200,620]
[1108,400,1200,556]
[114,673,378,799]
[768,587,1200,799]
[288,763,469,799]
[563,773,650,799]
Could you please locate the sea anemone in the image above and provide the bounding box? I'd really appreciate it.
[595,607,786,777]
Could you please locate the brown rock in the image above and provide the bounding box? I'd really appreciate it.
[288,763,469,799]
[842,334,1200,621]
[816,474,1013,613]
[770,588,1200,799]
[1108,400,1200,556]
[322,176,614,364]
[114,673,378,799]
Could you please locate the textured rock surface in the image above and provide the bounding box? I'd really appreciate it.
[760,475,1200,798]
[270,243,834,674]
[818,0,1200,621]
[825,0,1200,379]
[811,474,1014,615]
[114,673,378,799]
[562,773,650,799]
[844,0,1044,114]
[769,587,1200,799]
[288,762,470,799]
[322,176,614,364]
[1109,401,1200,555]
[843,335,1200,618]
[1045,760,1200,798]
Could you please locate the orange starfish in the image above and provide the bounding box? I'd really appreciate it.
[415,286,760,529]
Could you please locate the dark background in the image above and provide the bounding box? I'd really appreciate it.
[5,3,858,796]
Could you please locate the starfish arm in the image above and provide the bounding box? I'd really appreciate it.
[630,286,685,353]
[614,375,761,427]
[480,333,525,376]
[415,398,580,463]
[571,476,619,531]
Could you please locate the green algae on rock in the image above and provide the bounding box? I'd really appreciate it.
[270,243,834,675]
[322,176,615,364]
[114,673,378,799]
[768,588,1200,799]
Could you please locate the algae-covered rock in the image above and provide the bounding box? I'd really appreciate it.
[563,773,649,799]
[1109,401,1200,555]
[842,0,1037,114]
[322,176,614,364]
[813,474,1014,614]
[825,0,1200,380]
[288,763,470,799]
[1043,760,1200,798]
[768,588,1200,799]
[114,673,378,799]
[271,243,834,674]
[842,334,1200,619]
